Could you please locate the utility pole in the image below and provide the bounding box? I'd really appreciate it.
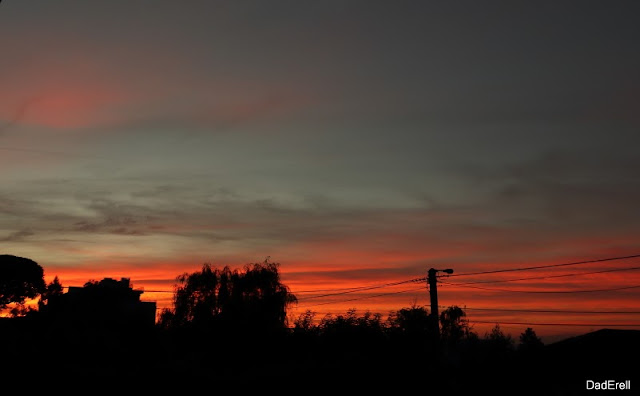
[428,268,439,337]
[427,267,454,339]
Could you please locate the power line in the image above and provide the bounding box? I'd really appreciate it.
[62,286,175,294]
[442,306,640,314]
[289,310,369,316]
[296,286,425,308]
[292,306,640,316]
[439,281,640,293]
[295,254,639,297]
[295,278,424,301]
[448,253,640,278]
[293,284,410,294]
[468,320,640,327]
[443,266,640,286]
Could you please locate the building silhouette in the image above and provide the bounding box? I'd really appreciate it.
[45,277,156,330]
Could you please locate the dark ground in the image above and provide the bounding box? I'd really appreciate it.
[1,318,637,395]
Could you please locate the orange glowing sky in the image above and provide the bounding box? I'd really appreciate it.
[2,1,640,341]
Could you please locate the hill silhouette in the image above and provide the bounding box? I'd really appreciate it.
[541,329,640,394]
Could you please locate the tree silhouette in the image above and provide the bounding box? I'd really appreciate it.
[160,258,297,334]
[318,309,386,338]
[440,305,474,345]
[388,304,432,338]
[38,276,63,310]
[0,254,46,315]
[293,309,317,334]
[518,327,544,353]
[484,323,515,357]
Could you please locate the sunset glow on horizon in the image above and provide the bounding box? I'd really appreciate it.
[35,250,640,341]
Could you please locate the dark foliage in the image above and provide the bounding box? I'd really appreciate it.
[38,276,64,310]
[518,326,544,353]
[159,259,296,334]
[0,254,46,314]
[440,304,474,345]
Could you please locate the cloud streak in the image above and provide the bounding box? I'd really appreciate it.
[0,229,34,242]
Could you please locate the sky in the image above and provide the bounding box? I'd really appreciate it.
[1,0,639,340]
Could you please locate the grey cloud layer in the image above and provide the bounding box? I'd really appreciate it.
[2,145,639,270]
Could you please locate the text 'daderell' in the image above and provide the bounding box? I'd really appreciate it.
[586,380,631,391]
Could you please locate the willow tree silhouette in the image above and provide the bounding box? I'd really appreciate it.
[0,254,46,316]
[159,258,297,335]
[156,259,297,374]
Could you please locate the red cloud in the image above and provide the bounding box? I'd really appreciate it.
[3,90,127,129]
